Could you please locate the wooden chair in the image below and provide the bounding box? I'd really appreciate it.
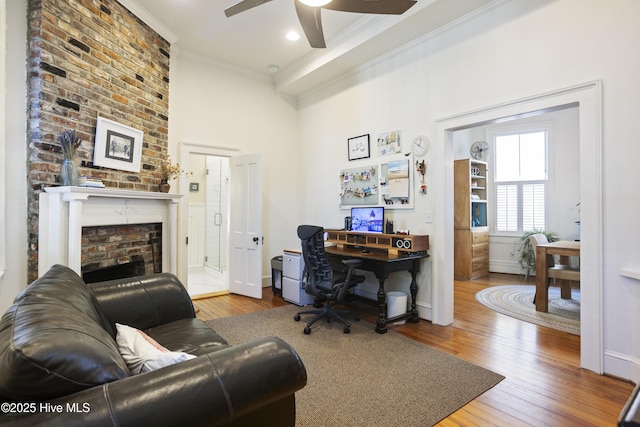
[529,233,580,302]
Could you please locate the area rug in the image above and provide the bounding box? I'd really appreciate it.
[475,285,580,335]
[207,305,504,427]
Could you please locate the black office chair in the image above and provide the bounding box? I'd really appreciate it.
[293,225,364,334]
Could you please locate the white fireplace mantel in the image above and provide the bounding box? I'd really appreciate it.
[38,187,182,276]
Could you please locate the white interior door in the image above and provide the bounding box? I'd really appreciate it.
[228,153,263,299]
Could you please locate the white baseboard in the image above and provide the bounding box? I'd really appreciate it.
[490,259,525,276]
[604,350,640,384]
[417,301,433,323]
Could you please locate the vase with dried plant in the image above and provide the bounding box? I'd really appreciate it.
[58,130,82,186]
[159,157,187,192]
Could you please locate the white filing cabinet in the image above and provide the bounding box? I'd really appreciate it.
[282,250,314,306]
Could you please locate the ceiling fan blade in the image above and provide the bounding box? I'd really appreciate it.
[295,1,326,48]
[224,0,273,17]
[323,0,417,15]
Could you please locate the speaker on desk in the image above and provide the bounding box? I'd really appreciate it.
[392,237,412,250]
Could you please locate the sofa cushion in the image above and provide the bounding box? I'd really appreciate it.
[145,318,229,356]
[0,264,131,401]
[116,323,195,374]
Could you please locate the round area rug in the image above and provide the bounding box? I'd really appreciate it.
[475,285,580,335]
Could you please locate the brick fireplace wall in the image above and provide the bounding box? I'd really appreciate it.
[26,0,171,281]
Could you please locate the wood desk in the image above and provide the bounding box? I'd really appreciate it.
[324,245,429,333]
[535,240,580,312]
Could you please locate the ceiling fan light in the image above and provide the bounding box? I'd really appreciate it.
[299,0,332,7]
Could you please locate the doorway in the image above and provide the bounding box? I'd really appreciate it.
[433,81,603,373]
[178,143,263,300]
[187,153,230,297]
[177,142,240,298]
[452,106,580,276]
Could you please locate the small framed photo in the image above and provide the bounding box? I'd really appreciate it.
[93,116,143,172]
[348,134,370,161]
[189,182,199,192]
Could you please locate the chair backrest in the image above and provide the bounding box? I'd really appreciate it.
[529,233,573,269]
[297,225,333,295]
[529,233,549,259]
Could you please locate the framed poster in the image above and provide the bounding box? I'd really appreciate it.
[377,130,402,156]
[93,117,143,172]
[347,134,370,161]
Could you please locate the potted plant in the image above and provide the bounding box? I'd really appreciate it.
[516,229,559,279]
[159,157,187,192]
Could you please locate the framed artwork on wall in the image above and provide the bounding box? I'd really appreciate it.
[377,130,402,156]
[347,134,370,161]
[93,117,143,173]
[339,154,415,209]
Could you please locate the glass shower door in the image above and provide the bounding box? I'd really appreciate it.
[205,157,229,273]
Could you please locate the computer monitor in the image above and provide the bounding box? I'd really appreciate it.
[350,207,384,233]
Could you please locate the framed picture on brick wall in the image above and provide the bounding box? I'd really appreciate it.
[93,117,144,173]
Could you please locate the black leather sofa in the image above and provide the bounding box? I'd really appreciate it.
[619,383,640,426]
[0,264,307,426]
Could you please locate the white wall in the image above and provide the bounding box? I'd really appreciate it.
[296,0,640,380]
[0,0,28,313]
[169,54,302,278]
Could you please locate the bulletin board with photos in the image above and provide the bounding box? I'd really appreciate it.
[339,154,414,209]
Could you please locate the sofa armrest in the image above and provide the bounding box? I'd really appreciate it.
[619,383,640,426]
[0,337,307,427]
[89,273,196,330]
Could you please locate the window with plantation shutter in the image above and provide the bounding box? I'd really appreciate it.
[496,184,518,232]
[522,183,546,230]
[493,131,547,234]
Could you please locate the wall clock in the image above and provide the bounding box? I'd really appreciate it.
[412,135,430,157]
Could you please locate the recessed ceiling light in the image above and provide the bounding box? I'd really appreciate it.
[299,0,332,6]
[286,31,300,41]
[268,65,279,73]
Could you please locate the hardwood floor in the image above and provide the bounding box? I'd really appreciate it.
[193,273,634,426]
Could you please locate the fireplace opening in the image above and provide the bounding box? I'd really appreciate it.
[82,256,146,283]
[80,222,162,283]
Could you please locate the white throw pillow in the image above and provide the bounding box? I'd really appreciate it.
[115,323,196,374]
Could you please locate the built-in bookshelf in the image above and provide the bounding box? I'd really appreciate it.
[454,159,489,280]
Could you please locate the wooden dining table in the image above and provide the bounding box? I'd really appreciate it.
[535,240,580,312]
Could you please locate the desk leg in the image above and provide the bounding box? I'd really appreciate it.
[408,264,420,323]
[375,277,388,334]
[535,247,549,312]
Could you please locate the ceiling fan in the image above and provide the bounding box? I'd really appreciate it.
[224,0,417,48]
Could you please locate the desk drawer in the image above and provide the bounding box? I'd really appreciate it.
[472,243,488,258]
[282,277,314,306]
[472,230,489,243]
[472,258,489,276]
[283,250,304,280]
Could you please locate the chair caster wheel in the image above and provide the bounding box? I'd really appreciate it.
[343,326,350,334]
[294,314,301,321]
[304,326,311,334]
